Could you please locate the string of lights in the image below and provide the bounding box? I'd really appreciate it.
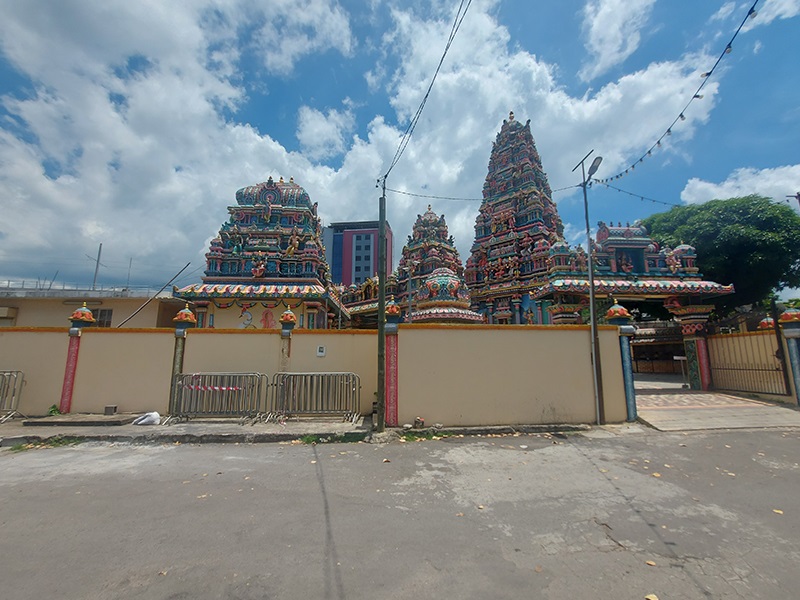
[385,183,580,203]
[383,0,473,179]
[596,1,760,184]
[592,180,682,208]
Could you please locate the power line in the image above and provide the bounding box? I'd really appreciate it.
[382,0,473,180]
[597,1,760,184]
[385,183,579,203]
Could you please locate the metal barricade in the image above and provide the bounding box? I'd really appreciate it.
[0,370,26,424]
[269,372,361,423]
[167,372,268,425]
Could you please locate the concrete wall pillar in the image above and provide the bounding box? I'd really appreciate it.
[779,308,800,404]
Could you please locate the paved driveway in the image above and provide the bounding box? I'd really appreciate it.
[634,374,800,431]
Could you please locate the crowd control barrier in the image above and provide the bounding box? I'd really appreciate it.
[0,370,26,424]
[166,372,268,425]
[268,372,361,423]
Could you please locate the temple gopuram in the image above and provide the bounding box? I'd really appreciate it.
[342,205,481,325]
[174,176,348,329]
[466,112,734,324]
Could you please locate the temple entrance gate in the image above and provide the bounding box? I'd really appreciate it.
[706,331,790,397]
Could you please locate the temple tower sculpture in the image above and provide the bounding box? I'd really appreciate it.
[397,205,464,321]
[174,176,348,329]
[466,112,563,324]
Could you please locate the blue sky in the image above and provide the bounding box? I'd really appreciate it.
[0,0,798,294]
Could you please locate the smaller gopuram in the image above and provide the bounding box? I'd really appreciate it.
[396,205,464,321]
[174,176,348,329]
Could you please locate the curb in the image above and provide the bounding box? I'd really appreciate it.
[1,423,592,447]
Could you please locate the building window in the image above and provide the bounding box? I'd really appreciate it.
[298,314,304,328]
[91,308,113,328]
[356,245,361,251]
[308,313,316,329]
[364,245,370,251]
[355,266,361,272]
[355,235,361,241]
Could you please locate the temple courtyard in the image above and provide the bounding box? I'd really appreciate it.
[2,423,799,599]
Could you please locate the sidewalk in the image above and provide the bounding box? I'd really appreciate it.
[0,414,373,447]
[0,414,592,447]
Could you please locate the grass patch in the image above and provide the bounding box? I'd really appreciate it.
[299,432,367,445]
[10,436,84,452]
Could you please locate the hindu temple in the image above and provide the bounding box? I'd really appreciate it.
[466,112,734,325]
[174,176,348,329]
[341,205,481,325]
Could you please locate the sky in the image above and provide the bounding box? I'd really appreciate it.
[1,0,798,294]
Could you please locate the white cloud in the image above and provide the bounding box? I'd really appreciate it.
[297,105,356,161]
[681,165,800,207]
[250,0,354,74]
[710,2,737,22]
[743,0,800,30]
[579,0,657,82]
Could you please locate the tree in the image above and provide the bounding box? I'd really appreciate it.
[642,195,800,313]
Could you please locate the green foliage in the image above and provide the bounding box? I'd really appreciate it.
[48,404,61,415]
[299,432,366,444]
[642,195,800,312]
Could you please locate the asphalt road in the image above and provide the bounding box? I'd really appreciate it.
[1,427,799,599]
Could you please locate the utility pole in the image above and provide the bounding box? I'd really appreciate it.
[376,177,387,432]
[787,193,800,210]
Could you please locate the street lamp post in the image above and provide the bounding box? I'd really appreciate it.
[572,150,605,425]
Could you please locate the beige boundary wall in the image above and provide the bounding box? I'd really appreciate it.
[396,324,627,426]
[2,325,626,424]
[0,328,70,415]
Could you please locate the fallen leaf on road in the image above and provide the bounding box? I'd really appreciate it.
[727,473,736,477]
[159,571,168,576]
[456,512,464,517]
[477,505,485,510]
[664,464,672,468]
[645,560,656,566]
[773,509,784,515]
[310,460,317,464]
[197,494,208,499]
[535,565,543,573]
[600,468,609,473]
[652,473,661,478]
[383,458,391,463]
[182,481,190,484]
[644,595,659,600]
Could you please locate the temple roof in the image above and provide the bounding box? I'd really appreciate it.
[174,282,348,314]
[235,176,312,208]
[531,278,735,300]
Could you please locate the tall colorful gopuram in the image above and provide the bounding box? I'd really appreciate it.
[467,112,734,324]
[465,112,564,323]
[174,176,348,329]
